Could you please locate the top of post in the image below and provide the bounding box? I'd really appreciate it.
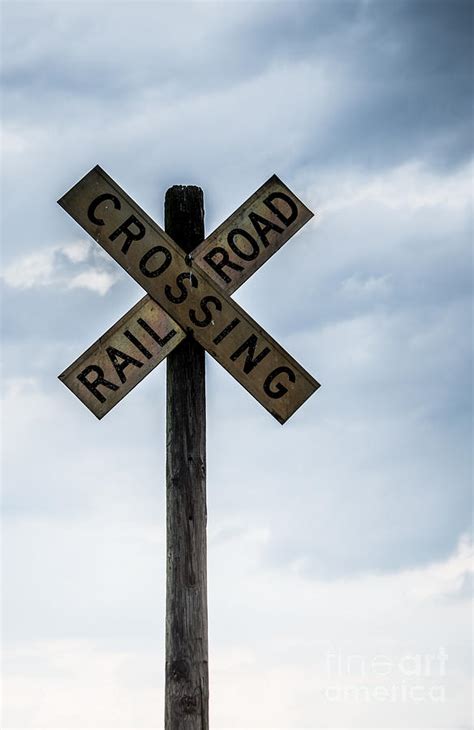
[164,185,204,254]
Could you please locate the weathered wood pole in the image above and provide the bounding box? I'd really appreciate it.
[165,186,209,728]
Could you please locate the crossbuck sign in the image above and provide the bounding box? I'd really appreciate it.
[59,167,320,423]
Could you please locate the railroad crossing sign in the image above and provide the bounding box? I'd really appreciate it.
[58,166,320,423]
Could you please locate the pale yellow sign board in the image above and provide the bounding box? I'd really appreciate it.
[192,173,313,294]
[60,174,314,419]
[59,295,186,420]
[59,167,319,423]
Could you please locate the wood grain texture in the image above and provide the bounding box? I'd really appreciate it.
[165,186,208,729]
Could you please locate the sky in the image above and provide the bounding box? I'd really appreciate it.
[1,0,472,728]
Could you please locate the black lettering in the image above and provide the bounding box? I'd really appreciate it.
[139,246,172,278]
[87,193,121,226]
[123,330,152,360]
[263,192,298,227]
[227,229,259,261]
[109,215,145,254]
[189,295,222,328]
[203,247,243,284]
[137,317,177,347]
[248,211,283,248]
[213,317,241,345]
[230,335,270,374]
[77,365,119,403]
[165,271,198,304]
[263,366,296,399]
[106,346,143,384]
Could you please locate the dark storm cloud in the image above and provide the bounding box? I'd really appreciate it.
[1,0,472,579]
[2,1,471,171]
[291,0,473,171]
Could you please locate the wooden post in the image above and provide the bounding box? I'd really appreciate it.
[165,186,209,728]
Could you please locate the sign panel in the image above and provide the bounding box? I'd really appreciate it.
[59,166,319,423]
[192,174,313,294]
[60,175,314,419]
[59,295,186,419]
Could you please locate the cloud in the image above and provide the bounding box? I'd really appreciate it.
[2,0,472,199]
[312,159,473,215]
[1,376,167,521]
[61,239,89,263]
[2,240,120,295]
[410,534,474,601]
[1,2,472,727]
[2,248,56,289]
[67,268,120,296]
[2,527,472,727]
[339,273,391,299]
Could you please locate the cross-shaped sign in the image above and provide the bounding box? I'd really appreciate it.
[58,167,320,423]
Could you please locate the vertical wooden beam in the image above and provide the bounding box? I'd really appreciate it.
[165,186,208,729]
